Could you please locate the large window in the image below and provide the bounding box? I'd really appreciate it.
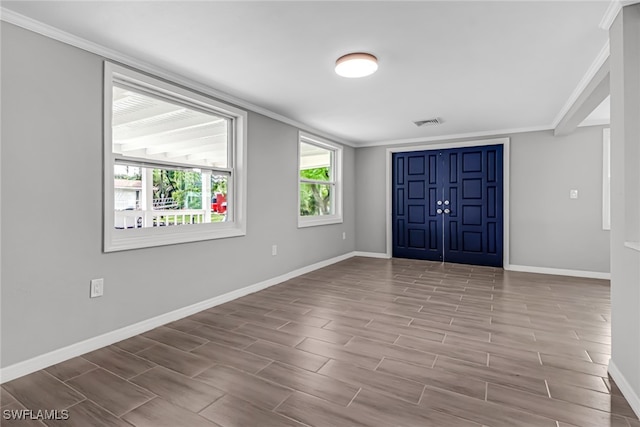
[298,132,343,227]
[104,63,247,251]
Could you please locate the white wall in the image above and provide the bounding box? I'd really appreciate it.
[355,126,610,274]
[608,3,640,416]
[0,22,355,368]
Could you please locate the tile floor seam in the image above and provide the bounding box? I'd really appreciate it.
[346,387,362,407]
[59,365,100,383]
[117,393,158,419]
[81,397,128,420]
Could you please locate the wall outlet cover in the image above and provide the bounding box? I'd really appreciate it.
[90,278,104,298]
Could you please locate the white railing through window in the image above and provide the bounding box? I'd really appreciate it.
[115,209,210,229]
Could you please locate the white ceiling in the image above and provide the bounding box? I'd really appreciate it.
[2,1,611,146]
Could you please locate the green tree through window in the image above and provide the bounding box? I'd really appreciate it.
[300,167,331,215]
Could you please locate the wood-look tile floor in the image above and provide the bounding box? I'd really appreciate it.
[3,257,639,426]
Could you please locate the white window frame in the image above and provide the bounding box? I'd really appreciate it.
[297,132,343,228]
[603,128,611,231]
[103,62,247,252]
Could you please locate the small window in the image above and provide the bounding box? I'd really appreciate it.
[298,132,343,227]
[603,128,611,230]
[104,63,247,251]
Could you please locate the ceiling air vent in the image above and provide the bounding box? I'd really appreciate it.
[413,118,443,127]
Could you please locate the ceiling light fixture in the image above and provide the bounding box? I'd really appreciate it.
[335,52,378,78]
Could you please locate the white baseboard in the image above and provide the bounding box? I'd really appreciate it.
[505,264,611,280]
[353,251,391,259]
[0,251,356,384]
[608,359,640,419]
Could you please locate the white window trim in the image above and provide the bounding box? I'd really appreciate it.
[298,132,343,228]
[103,62,247,252]
[603,128,611,231]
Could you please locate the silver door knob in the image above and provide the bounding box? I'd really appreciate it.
[444,200,450,205]
[444,208,450,214]
[437,200,443,206]
[437,209,443,214]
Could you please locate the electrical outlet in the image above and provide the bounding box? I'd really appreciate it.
[272,244,278,256]
[90,278,104,298]
[342,232,346,240]
[570,189,579,199]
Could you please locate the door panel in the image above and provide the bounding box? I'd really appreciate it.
[392,145,503,267]
[443,145,503,267]
[392,152,442,261]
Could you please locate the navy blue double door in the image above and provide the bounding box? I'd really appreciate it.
[392,145,503,267]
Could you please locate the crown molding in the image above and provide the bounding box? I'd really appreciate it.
[601,1,640,29]
[0,6,616,150]
[600,1,622,30]
[0,7,356,148]
[578,118,610,128]
[551,41,610,130]
[554,0,618,133]
[357,125,551,148]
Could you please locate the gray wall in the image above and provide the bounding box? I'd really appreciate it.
[354,146,388,253]
[509,127,609,272]
[610,4,640,408]
[355,127,610,274]
[0,23,355,367]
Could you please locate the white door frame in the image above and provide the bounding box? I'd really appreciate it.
[385,137,511,268]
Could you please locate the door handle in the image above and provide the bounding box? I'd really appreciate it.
[444,200,450,205]
[437,209,443,214]
[437,200,443,206]
[444,208,450,214]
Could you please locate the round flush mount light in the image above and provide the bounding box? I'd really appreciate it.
[335,52,378,78]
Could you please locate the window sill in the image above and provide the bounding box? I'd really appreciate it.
[298,216,343,228]
[105,223,245,252]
